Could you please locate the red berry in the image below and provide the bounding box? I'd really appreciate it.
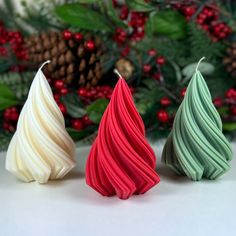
[115,28,127,44]
[183,6,196,17]
[156,110,169,123]
[129,87,135,94]
[2,122,14,131]
[60,88,68,96]
[181,88,187,97]
[153,73,161,81]
[74,32,83,42]
[196,18,204,25]
[58,103,67,114]
[213,97,223,107]
[226,88,236,100]
[156,56,166,65]
[3,109,11,121]
[54,94,60,103]
[160,97,171,107]
[82,115,93,126]
[231,106,236,115]
[85,40,95,51]
[119,5,129,20]
[97,92,105,98]
[148,49,156,56]
[78,87,87,97]
[72,119,84,130]
[107,93,112,100]
[10,112,19,122]
[62,30,72,40]
[54,80,64,90]
[121,46,130,57]
[143,64,152,73]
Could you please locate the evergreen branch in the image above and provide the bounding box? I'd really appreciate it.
[0,72,34,102]
[0,132,13,151]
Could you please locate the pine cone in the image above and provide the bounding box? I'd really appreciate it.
[223,42,236,78]
[25,31,103,88]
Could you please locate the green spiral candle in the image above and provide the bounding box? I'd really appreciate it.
[162,58,233,181]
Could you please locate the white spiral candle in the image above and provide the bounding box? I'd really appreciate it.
[5,61,76,183]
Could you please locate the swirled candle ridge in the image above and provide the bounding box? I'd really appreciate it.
[86,78,160,199]
[5,61,76,183]
[162,69,232,181]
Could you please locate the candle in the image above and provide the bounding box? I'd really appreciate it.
[86,70,160,199]
[5,61,76,183]
[162,57,233,181]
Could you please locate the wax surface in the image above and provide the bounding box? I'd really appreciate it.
[86,78,160,199]
[162,70,233,181]
[5,63,76,183]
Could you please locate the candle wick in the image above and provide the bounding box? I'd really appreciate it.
[195,57,205,72]
[114,69,123,80]
[39,60,51,70]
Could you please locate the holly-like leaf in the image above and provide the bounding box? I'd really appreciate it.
[146,10,187,39]
[61,93,86,118]
[182,61,215,80]
[86,98,109,124]
[67,126,96,141]
[55,3,112,32]
[106,1,127,28]
[223,123,236,132]
[126,0,154,12]
[0,84,18,111]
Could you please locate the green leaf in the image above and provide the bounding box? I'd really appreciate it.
[126,0,154,12]
[67,126,96,141]
[86,98,109,124]
[61,93,86,118]
[146,10,187,39]
[182,62,215,80]
[0,84,18,111]
[223,123,236,132]
[217,107,228,115]
[55,3,111,32]
[106,1,127,28]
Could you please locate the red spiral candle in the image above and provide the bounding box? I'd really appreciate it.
[86,70,160,199]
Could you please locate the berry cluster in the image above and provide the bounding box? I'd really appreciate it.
[78,85,114,101]
[62,30,95,51]
[174,4,197,20]
[176,4,232,41]
[51,76,94,131]
[71,115,93,131]
[52,79,68,115]
[2,107,19,132]
[196,7,231,40]
[113,4,147,48]
[156,97,172,123]
[0,21,28,69]
[142,49,166,80]
[213,88,236,118]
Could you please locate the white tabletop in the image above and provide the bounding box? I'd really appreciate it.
[0,142,236,236]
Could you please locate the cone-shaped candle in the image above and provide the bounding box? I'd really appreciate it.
[5,61,76,183]
[86,70,160,199]
[162,58,233,181]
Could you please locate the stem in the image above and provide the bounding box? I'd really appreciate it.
[159,83,181,103]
